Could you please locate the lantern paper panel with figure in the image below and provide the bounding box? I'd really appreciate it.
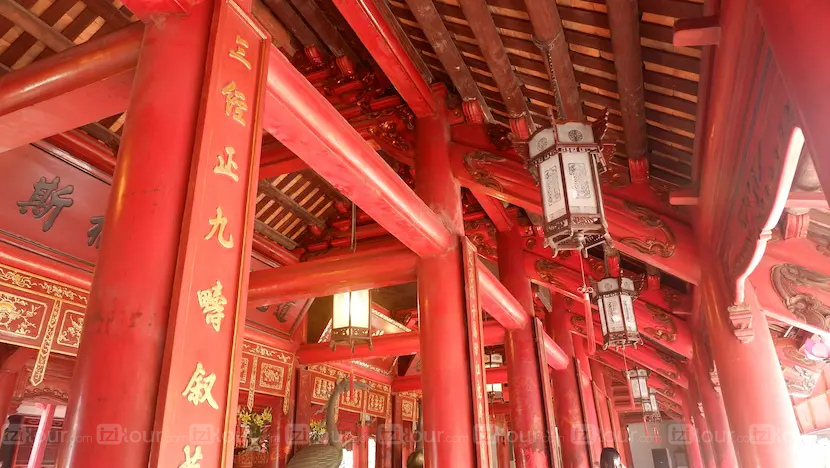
[528,121,610,256]
[596,276,641,349]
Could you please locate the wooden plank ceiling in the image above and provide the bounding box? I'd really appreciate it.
[387,0,701,186]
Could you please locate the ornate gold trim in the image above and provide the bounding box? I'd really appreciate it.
[30,300,61,386]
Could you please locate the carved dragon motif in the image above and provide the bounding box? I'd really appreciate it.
[463,151,507,192]
[619,202,676,258]
[771,263,830,331]
[534,258,568,290]
[643,304,678,342]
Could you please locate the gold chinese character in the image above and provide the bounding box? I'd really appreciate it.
[214,146,239,182]
[221,81,247,126]
[182,362,219,410]
[179,445,203,468]
[229,34,251,70]
[197,280,226,332]
[205,206,234,249]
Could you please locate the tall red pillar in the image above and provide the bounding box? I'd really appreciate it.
[686,386,716,468]
[0,372,18,431]
[494,415,512,468]
[573,337,602,464]
[681,411,705,468]
[589,360,614,447]
[28,404,55,468]
[692,303,738,468]
[701,273,802,467]
[414,111,476,465]
[391,396,404,468]
[606,391,631,468]
[545,295,590,468]
[268,404,284,468]
[497,226,551,468]
[60,3,212,466]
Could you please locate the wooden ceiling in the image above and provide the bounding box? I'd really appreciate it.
[386,0,702,186]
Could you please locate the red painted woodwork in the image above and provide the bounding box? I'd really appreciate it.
[247,243,418,306]
[0,145,110,268]
[0,232,93,289]
[413,112,476,467]
[690,306,738,468]
[687,384,716,468]
[0,26,140,153]
[262,47,453,258]
[754,0,830,206]
[498,227,551,467]
[28,404,55,468]
[573,338,602,464]
[589,360,614,447]
[478,263,529,331]
[545,297,591,468]
[60,3,215,466]
[700,266,802,467]
[391,366,508,392]
[258,143,309,179]
[673,16,721,47]
[681,409,705,468]
[749,237,830,338]
[590,352,681,406]
[449,142,701,283]
[44,131,117,178]
[526,250,693,358]
[472,191,514,233]
[332,0,438,119]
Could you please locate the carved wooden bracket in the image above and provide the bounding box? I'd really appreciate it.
[727,303,754,343]
[620,201,677,258]
[771,263,830,332]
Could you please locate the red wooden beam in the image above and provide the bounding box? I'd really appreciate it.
[526,251,693,358]
[392,366,509,392]
[673,16,721,47]
[471,191,514,232]
[262,47,453,257]
[258,143,309,178]
[247,242,419,306]
[450,142,701,283]
[605,0,649,181]
[332,0,438,118]
[0,24,143,153]
[522,0,583,120]
[297,321,506,364]
[754,0,830,207]
[478,264,529,331]
[44,130,117,176]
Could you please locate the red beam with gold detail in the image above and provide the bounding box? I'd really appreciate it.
[150,3,268,465]
[526,251,692,358]
[449,142,700,283]
[331,0,438,118]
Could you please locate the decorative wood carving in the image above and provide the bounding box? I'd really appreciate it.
[463,151,507,191]
[771,263,830,332]
[775,337,824,398]
[619,202,676,258]
[643,303,678,342]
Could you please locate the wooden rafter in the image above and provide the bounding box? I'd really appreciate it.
[404,0,493,123]
[605,0,649,179]
[262,0,326,52]
[456,0,531,131]
[288,0,358,62]
[0,0,73,53]
[521,0,583,120]
[257,179,327,230]
[255,219,300,250]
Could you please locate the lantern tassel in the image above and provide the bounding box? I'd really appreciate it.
[654,424,661,444]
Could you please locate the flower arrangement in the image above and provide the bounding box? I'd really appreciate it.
[309,419,327,444]
[237,406,273,453]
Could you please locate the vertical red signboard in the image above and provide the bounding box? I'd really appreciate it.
[534,317,563,468]
[461,237,491,467]
[150,0,269,466]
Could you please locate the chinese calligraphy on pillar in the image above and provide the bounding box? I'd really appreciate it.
[150,0,270,466]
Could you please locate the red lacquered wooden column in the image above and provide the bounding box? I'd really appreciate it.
[494,415,512,468]
[28,404,55,468]
[681,410,705,468]
[0,372,18,430]
[414,112,476,465]
[691,311,738,468]
[59,3,213,466]
[686,386,716,468]
[498,227,551,467]
[358,422,371,467]
[589,360,614,447]
[290,370,314,458]
[607,395,630,468]
[545,297,590,468]
[701,274,802,467]
[572,338,602,464]
[268,404,283,468]
[391,396,403,468]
